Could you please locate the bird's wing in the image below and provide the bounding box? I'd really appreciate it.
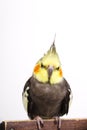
[59,78,72,116]
[22,77,34,118]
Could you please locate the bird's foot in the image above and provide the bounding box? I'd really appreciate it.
[53,116,61,130]
[34,116,44,130]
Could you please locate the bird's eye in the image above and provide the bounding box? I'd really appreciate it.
[56,67,59,70]
[41,63,46,68]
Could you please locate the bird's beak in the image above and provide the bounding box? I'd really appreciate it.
[47,66,54,79]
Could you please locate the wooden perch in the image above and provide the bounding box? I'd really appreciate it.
[0,119,87,130]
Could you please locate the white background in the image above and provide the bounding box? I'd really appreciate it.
[0,0,87,122]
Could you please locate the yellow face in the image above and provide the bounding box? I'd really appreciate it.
[33,43,63,84]
[33,55,63,84]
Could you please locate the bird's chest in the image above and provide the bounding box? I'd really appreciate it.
[30,82,66,117]
[32,86,61,101]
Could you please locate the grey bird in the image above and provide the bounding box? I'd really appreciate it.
[22,41,72,130]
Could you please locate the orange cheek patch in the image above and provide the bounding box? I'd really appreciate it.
[34,64,40,73]
[59,69,63,77]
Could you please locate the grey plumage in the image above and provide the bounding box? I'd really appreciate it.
[22,76,71,119]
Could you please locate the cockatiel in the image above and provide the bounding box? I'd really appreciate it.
[22,41,72,130]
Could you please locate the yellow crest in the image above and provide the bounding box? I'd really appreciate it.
[33,40,63,84]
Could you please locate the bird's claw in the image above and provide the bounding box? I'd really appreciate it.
[34,116,44,130]
[53,116,61,130]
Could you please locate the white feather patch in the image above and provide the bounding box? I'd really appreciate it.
[68,88,73,107]
[22,86,29,112]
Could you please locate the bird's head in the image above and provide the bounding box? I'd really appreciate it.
[33,42,63,84]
